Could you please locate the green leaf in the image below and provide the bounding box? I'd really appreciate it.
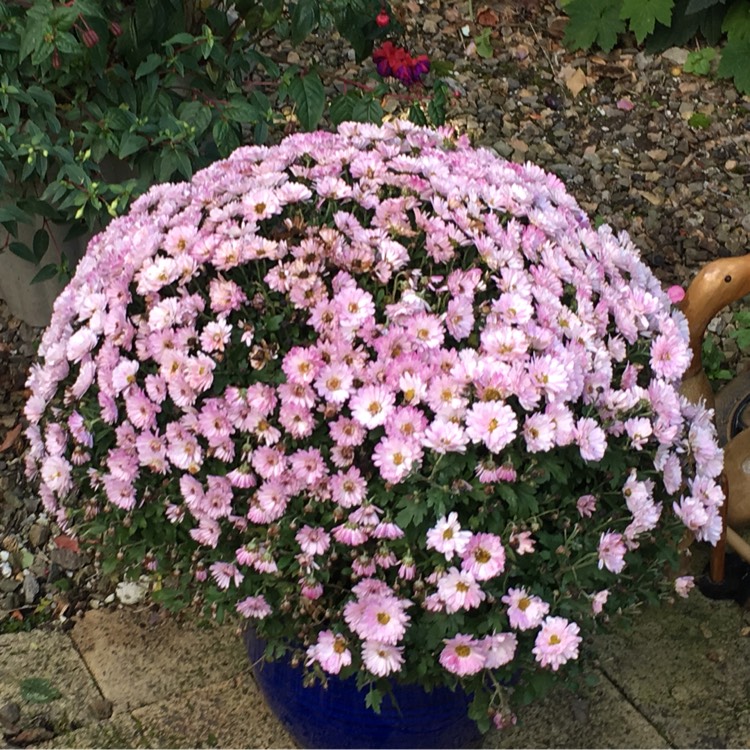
[723,0,750,39]
[0,205,33,225]
[563,0,626,51]
[105,108,137,132]
[621,0,674,42]
[135,53,163,80]
[289,71,325,131]
[164,31,196,46]
[683,47,716,74]
[351,96,384,124]
[364,686,384,713]
[717,36,750,92]
[329,93,356,125]
[475,28,493,58]
[290,0,320,45]
[32,228,49,263]
[8,241,36,264]
[686,0,726,11]
[118,132,148,159]
[408,102,428,126]
[20,677,63,704]
[212,119,240,157]
[177,101,212,136]
[226,98,261,123]
[645,0,703,50]
[30,263,58,285]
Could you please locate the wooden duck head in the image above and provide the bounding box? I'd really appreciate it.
[679,255,750,408]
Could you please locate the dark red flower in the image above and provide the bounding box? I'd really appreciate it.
[372,42,430,87]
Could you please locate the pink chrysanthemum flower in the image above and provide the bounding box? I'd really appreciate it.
[426,512,472,560]
[372,435,419,483]
[482,632,518,668]
[344,594,411,644]
[209,561,244,590]
[464,400,518,453]
[236,594,272,619]
[598,531,627,573]
[362,641,405,677]
[349,384,396,429]
[306,631,352,675]
[501,587,550,631]
[576,494,597,518]
[461,533,506,580]
[532,616,581,671]
[674,576,695,598]
[591,589,609,615]
[436,567,486,613]
[439,634,487,676]
[509,530,536,555]
[296,525,331,556]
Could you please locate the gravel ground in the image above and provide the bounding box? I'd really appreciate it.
[1,0,749,631]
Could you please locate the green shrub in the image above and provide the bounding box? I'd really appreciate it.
[0,0,449,283]
[562,0,750,95]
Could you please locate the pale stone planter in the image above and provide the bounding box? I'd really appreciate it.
[0,221,88,328]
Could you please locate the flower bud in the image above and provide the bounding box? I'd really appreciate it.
[82,27,99,48]
[110,21,122,37]
[376,10,390,27]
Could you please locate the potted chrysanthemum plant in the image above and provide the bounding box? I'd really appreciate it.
[25,121,722,747]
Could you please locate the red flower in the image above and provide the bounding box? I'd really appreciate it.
[372,42,430,86]
[376,10,390,27]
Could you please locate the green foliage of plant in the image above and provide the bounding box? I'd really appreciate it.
[701,334,733,386]
[728,310,750,352]
[621,0,675,42]
[688,111,712,128]
[474,27,493,58]
[563,0,626,52]
[683,45,717,72]
[0,0,449,284]
[563,0,750,95]
[20,676,63,703]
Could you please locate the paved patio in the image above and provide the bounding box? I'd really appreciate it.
[1,574,749,749]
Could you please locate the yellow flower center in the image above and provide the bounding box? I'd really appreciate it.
[474,548,491,564]
[377,612,391,625]
[455,645,471,657]
[518,597,531,611]
[549,634,561,645]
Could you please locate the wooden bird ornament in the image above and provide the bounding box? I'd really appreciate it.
[679,254,750,567]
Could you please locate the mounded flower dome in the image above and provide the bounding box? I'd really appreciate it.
[25,121,722,725]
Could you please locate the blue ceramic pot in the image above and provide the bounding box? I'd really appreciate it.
[245,630,482,749]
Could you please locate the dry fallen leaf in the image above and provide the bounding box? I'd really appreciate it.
[476,6,499,26]
[559,65,588,96]
[54,534,81,553]
[0,423,22,453]
[637,189,664,207]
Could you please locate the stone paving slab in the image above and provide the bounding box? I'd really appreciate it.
[0,630,104,745]
[131,672,294,749]
[485,668,669,749]
[70,608,246,714]
[594,593,750,749]
[39,713,145,749]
